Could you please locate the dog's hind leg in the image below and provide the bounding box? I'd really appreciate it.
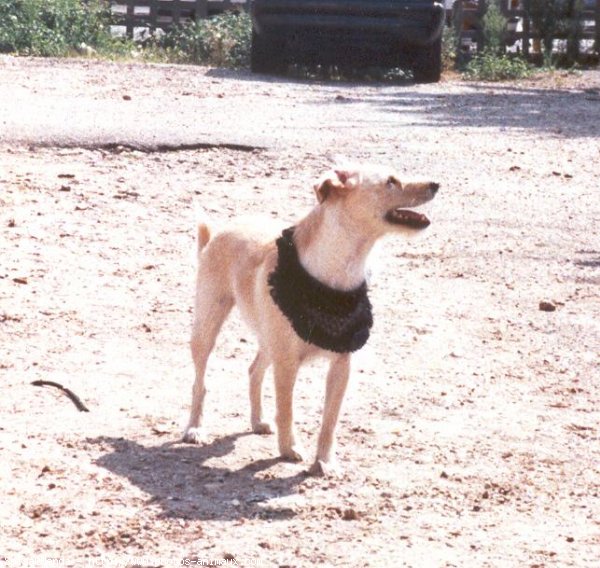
[309,354,351,477]
[183,285,233,444]
[273,358,305,462]
[249,350,273,435]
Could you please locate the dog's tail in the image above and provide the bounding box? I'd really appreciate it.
[197,222,211,255]
[193,201,211,258]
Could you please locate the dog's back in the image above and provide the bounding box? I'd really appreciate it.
[193,220,284,338]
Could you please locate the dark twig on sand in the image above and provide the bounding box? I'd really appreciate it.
[31,380,90,412]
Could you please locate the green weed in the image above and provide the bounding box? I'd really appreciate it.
[0,0,117,57]
[464,50,533,81]
[159,12,251,68]
[461,0,532,81]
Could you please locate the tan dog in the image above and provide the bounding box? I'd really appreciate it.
[183,165,439,476]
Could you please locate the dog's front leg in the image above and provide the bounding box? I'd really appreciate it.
[249,350,273,435]
[310,354,351,477]
[273,358,304,462]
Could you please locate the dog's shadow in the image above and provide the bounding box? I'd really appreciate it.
[89,433,308,521]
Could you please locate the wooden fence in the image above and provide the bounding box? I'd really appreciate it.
[109,0,248,37]
[453,0,600,59]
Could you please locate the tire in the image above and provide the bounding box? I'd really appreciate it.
[412,38,442,83]
[250,30,286,75]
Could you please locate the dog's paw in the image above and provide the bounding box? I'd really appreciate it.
[252,421,274,435]
[181,427,206,445]
[308,459,341,478]
[280,445,306,463]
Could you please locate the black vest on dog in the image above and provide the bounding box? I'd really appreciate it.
[268,227,373,353]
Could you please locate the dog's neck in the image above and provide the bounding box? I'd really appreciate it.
[294,203,378,291]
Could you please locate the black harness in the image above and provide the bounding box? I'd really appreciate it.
[268,227,373,353]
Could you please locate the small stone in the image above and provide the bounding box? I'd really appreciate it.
[39,465,51,476]
[539,301,556,312]
[342,508,360,521]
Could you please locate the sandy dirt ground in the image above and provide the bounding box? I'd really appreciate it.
[1,57,599,567]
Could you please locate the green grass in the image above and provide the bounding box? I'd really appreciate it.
[0,0,119,57]
[0,1,251,66]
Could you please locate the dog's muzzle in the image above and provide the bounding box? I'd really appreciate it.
[385,182,438,229]
[385,209,431,229]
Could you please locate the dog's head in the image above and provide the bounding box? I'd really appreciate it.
[314,165,439,235]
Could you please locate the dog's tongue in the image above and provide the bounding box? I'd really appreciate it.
[386,209,431,229]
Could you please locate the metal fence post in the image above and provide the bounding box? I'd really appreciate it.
[149,0,158,31]
[195,0,208,18]
[596,0,600,56]
[522,0,530,58]
[125,0,135,38]
[476,0,485,53]
[454,0,464,63]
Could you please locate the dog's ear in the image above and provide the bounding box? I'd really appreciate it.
[314,169,356,204]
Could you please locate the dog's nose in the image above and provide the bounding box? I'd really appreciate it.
[430,182,440,194]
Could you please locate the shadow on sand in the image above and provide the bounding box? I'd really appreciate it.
[89,433,309,521]
[231,64,600,139]
[368,82,600,138]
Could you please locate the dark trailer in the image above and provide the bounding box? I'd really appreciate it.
[250,0,446,82]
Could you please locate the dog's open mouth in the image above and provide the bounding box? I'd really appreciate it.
[385,208,431,229]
